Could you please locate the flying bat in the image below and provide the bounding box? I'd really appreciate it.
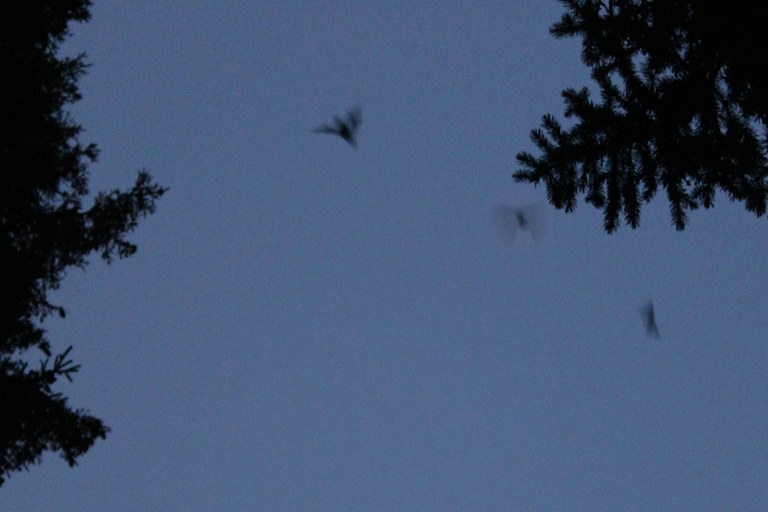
[640,300,661,338]
[492,202,548,245]
[313,106,362,147]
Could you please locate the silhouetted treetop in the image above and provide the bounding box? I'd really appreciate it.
[514,0,768,232]
[1,1,166,485]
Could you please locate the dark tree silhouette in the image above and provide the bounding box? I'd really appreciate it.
[1,1,166,484]
[514,0,768,232]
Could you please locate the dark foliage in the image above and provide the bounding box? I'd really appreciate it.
[514,0,768,232]
[1,1,166,484]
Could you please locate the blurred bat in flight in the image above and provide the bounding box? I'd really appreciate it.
[640,300,660,338]
[492,202,548,245]
[312,106,362,147]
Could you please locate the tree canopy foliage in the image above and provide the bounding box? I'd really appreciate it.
[1,1,166,484]
[514,0,768,231]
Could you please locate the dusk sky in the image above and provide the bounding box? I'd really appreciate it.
[4,2,768,510]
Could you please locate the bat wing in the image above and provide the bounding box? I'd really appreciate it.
[517,202,548,243]
[312,124,339,135]
[640,301,661,338]
[491,205,521,244]
[346,106,362,129]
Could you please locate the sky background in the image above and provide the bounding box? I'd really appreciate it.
[4,2,768,510]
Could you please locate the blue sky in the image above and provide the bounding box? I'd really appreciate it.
[4,2,768,510]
